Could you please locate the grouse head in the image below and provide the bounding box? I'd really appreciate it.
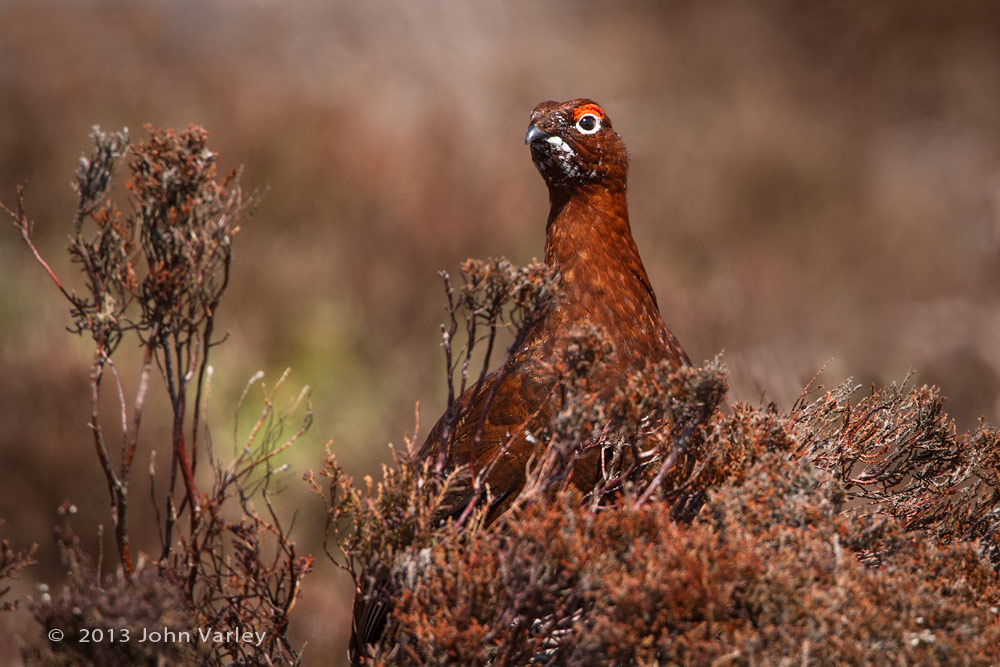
[524,98,628,194]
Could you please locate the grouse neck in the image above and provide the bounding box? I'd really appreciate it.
[544,182,641,274]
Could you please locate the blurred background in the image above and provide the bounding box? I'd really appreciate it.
[2,0,1000,663]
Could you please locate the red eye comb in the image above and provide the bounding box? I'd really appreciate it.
[573,103,605,121]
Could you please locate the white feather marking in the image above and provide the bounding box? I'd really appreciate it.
[545,135,574,155]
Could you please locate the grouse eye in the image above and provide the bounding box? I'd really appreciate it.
[576,114,600,134]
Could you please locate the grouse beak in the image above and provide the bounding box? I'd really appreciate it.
[524,125,550,145]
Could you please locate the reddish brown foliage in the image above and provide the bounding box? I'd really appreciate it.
[325,259,1000,665]
[798,378,1000,566]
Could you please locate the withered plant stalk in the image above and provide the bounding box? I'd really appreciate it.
[6,125,313,665]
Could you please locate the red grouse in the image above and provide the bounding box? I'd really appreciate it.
[419,98,688,511]
[350,99,689,662]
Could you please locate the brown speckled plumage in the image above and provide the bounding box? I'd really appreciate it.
[419,98,688,516]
